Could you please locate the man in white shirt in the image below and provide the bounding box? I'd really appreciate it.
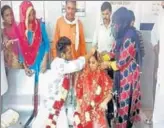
[92,2,114,53]
[92,2,115,127]
[152,1,164,128]
[32,37,95,128]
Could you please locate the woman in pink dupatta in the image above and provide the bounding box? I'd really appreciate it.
[1,5,36,119]
[1,5,23,69]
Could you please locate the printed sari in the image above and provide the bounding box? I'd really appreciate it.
[103,7,141,128]
[74,67,113,128]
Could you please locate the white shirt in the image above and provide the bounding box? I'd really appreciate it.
[42,56,86,112]
[92,21,115,52]
[33,57,86,128]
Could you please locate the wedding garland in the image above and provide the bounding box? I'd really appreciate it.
[46,75,70,128]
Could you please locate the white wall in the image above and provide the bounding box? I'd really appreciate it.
[2,1,160,42]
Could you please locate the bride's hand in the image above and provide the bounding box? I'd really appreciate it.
[90,47,96,55]
[99,101,108,111]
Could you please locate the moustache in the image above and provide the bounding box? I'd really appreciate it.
[103,18,107,21]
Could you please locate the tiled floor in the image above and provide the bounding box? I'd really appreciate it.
[132,109,153,128]
[68,109,153,128]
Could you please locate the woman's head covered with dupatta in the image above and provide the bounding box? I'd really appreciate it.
[88,50,101,71]
[128,10,135,27]
[19,0,37,33]
[111,7,132,39]
[18,0,42,66]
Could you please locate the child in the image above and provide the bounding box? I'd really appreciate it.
[74,51,113,128]
[32,36,96,128]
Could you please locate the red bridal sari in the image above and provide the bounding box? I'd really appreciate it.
[75,68,113,128]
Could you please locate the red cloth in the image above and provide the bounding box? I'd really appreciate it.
[75,68,113,128]
[46,76,70,128]
[62,76,70,90]
[18,0,41,66]
[53,99,64,110]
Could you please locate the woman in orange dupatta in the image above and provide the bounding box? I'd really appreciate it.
[74,51,113,128]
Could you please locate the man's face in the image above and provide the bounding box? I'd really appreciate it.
[64,45,72,60]
[3,8,14,25]
[65,2,76,21]
[101,9,111,24]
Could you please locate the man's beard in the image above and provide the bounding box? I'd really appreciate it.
[163,5,164,9]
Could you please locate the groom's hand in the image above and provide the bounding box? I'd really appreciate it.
[85,47,96,60]
[90,47,96,55]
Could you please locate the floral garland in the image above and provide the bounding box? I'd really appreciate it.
[74,112,83,128]
[46,75,70,128]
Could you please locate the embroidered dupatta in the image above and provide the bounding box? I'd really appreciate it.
[74,67,113,128]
